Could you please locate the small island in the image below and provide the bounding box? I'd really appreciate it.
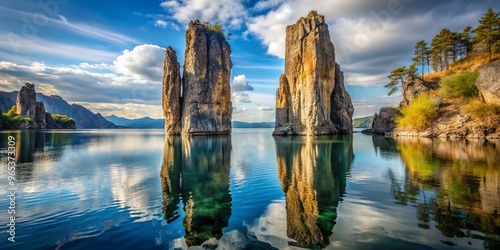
[0,83,76,130]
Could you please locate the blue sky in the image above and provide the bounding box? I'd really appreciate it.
[0,0,498,121]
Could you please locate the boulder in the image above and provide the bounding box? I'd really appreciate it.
[476,59,500,104]
[371,107,400,135]
[163,21,232,135]
[16,83,37,118]
[273,11,353,136]
[399,77,438,107]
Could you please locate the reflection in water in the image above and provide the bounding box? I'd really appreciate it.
[275,135,353,248]
[387,137,500,248]
[161,136,232,247]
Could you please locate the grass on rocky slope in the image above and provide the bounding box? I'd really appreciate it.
[396,94,438,131]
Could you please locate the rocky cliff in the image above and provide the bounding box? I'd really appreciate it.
[476,59,500,104]
[399,77,438,107]
[274,11,353,136]
[163,21,232,135]
[16,83,37,118]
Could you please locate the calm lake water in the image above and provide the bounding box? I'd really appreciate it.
[0,129,499,249]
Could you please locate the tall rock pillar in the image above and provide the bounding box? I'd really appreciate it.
[163,21,233,135]
[274,11,354,136]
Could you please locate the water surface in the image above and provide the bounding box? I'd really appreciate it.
[0,129,499,249]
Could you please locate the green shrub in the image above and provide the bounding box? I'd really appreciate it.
[396,94,438,131]
[203,21,231,40]
[52,114,75,127]
[6,106,17,118]
[464,99,500,126]
[439,72,479,99]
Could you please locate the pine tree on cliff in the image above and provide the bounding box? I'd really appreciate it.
[412,40,429,77]
[460,26,474,58]
[474,8,500,62]
[385,64,417,96]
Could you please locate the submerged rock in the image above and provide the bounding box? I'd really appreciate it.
[163,21,232,135]
[274,11,353,136]
[476,59,500,104]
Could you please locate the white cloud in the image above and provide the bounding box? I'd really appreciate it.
[74,102,164,119]
[154,20,180,31]
[113,44,165,81]
[0,33,118,63]
[232,74,254,92]
[258,105,274,111]
[252,0,287,12]
[232,92,251,104]
[160,0,247,28]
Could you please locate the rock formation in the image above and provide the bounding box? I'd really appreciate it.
[476,59,500,104]
[399,77,438,107]
[16,83,37,118]
[163,20,232,135]
[274,11,354,136]
[1,83,76,130]
[366,107,400,135]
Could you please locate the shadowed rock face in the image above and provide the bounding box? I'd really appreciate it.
[16,83,37,118]
[163,20,232,135]
[274,11,353,136]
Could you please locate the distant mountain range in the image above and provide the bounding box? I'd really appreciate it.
[353,116,374,128]
[0,91,117,129]
[105,115,275,129]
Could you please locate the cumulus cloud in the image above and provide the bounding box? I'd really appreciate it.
[245,0,499,87]
[160,0,247,28]
[113,44,165,81]
[232,75,254,92]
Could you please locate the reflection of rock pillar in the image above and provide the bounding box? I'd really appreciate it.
[275,136,353,248]
[181,136,232,246]
[160,137,182,223]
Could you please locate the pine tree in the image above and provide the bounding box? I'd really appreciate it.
[385,64,418,96]
[461,26,474,58]
[474,8,500,62]
[412,40,429,77]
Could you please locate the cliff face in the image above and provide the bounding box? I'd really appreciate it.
[476,59,500,104]
[163,21,232,135]
[274,11,353,136]
[399,77,438,108]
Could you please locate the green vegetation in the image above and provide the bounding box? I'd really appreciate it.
[51,114,75,127]
[203,21,231,40]
[384,63,417,96]
[412,40,430,77]
[438,71,479,99]
[0,106,33,129]
[396,95,438,131]
[353,116,374,128]
[474,8,500,62]
[464,99,500,126]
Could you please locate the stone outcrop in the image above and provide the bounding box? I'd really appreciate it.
[163,20,232,135]
[366,107,400,135]
[16,83,37,118]
[476,59,500,104]
[274,11,353,136]
[35,102,47,129]
[162,47,182,134]
[1,83,76,130]
[399,77,438,107]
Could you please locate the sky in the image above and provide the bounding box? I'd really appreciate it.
[0,0,499,121]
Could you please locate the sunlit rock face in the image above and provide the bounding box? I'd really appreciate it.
[160,136,232,246]
[476,59,500,105]
[275,136,353,248]
[163,20,232,135]
[16,83,37,119]
[274,11,353,136]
